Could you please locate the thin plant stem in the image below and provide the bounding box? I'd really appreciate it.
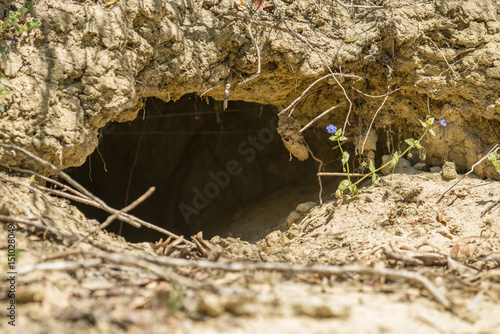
[350,128,429,188]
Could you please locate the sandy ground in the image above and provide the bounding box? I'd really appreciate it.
[0,169,500,333]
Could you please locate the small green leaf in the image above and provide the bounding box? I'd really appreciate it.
[23,1,33,11]
[349,184,358,195]
[0,89,14,95]
[0,71,11,86]
[371,172,376,184]
[390,152,399,168]
[339,136,347,142]
[334,129,342,136]
[329,135,338,141]
[418,119,427,128]
[338,179,350,191]
[341,151,350,165]
[344,34,359,43]
[426,117,435,126]
[0,46,7,57]
[0,104,4,113]
[405,138,415,147]
[429,129,436,136]
[414,140,422,149]
[369,159,375,173]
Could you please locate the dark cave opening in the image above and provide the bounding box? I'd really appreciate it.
[69,94,322,243]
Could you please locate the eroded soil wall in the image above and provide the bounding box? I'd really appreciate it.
[0,0,498,178]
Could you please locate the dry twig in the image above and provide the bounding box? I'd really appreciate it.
[18,259,103,275]
[317,172,366,177]
[0,144,194,246]
[70,187,156,248]
[38,249,452,309]
[238,24,261,85]
[223,72,232,110]
[361,66,393,154]
[146,256,452,309]
[305,141,324,204]
[437,144,499,204]
[300,99,352,133]
[279,74,332,116]
[482,198,500,217]
[425,36,458,79]
[0,214,79,241]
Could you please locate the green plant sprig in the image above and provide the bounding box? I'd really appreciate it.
[489,151,500,174]
[328,117,446,198]
[0,1,41,113]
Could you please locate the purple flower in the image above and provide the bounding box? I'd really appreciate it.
[439,118,447,126]
[326,124,337,134]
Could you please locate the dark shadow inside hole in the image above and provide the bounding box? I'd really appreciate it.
[69,94,320,243]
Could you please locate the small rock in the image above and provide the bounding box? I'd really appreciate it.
[285,210,302,228]
[397,187,422,202]
[381,156,412,175]
[442,161,458,180]
[296,202,317,213]
[430,166,442,173]
[265,230,290,248]
[414,162,426,171]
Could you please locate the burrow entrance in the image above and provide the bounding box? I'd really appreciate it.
[69,95,327,243]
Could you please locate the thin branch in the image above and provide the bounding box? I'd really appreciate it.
[238,24,261,85]
[6,166,89,200]
[318,172,366,177]
[383,247,425,266]
[0,144,194,246]
[425,36,458,79]
[279,74,332,116]
[47,250,201,288]
[350,87,399,99]
[305,141,324,204]
[147,255,451,309]
[18,259,103,275]
[300,98,358,133]
[0,174,99,208]
[335,72,353,134]
[210,8,326,47]
[200,81,224,97]
[70,187,156,248]
[223,72,232,110]
[0,214,79,241]
[361,66,393,154]
[41,248,452,309]
[335,0,394,8]
[437,144,499,204]
[481,198,500,217]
